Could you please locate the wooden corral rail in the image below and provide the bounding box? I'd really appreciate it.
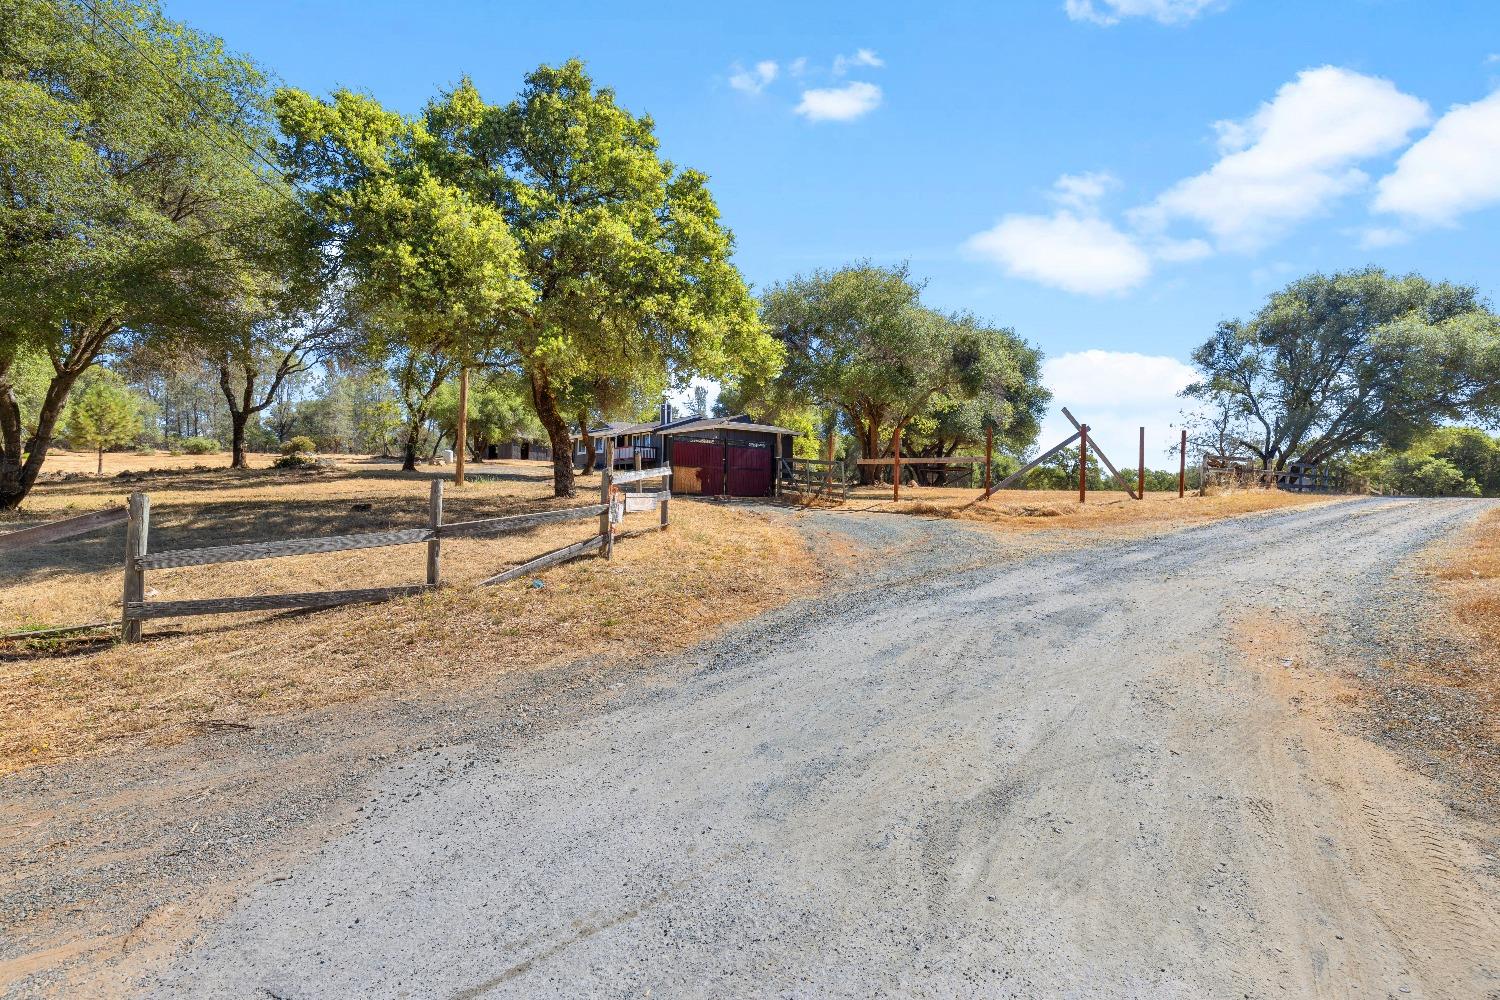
[779,457,853,503]
[0,505,127,551]
[118,449,674,642]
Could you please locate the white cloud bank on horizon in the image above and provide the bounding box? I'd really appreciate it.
[1064,0,1219,26]
[1038,350,1200,467]
[795,81,883,122]
[1374,89,1500,227]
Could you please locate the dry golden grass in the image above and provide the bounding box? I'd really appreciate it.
[1429,508,1500,743]
[1,455,820,774]
[825,483,1345,536]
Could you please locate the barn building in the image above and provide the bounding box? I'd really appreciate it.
[659,417,796,498]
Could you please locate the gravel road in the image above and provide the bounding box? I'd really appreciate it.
[105,497,1497,999]
[7,498,1500,998]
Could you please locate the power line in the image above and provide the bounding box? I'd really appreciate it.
[65,0,309,216]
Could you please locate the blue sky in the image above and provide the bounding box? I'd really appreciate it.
[166,0,1500,464]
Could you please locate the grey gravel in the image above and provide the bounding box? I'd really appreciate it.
[6,498,1500,999]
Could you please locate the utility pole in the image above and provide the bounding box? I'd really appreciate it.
[1179,429,1187,498]
[454,367,469,487]
[1137,426,1145,500]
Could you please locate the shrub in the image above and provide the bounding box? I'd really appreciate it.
[133,445,157,456]
[280,435,317,457]
[181,436,218,455]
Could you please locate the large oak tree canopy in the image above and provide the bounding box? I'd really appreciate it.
[1185,269,1500,469]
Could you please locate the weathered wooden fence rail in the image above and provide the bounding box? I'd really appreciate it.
[119,450,674,642]
[0,505,127,552]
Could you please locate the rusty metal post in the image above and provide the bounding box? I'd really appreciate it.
[984,425,994,500]
[1179,429,1187,498]
[1138,426,1145,500]
[1078,425,1088,504]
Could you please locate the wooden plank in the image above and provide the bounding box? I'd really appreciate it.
[609,464,671,486]
[989,432,1081,491]
[137,527,432,570]
[480,534,605,586]
[121,493,148,643]
[1060,407,1137,500]
[439,503,607,539]
[855,456,985,465]
[0,505,127,551]
[127,584,430,620]
[2,620,115,640]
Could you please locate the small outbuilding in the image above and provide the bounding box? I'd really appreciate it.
[659,417,797,498]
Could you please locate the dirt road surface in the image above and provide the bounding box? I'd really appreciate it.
[10,497,1500,997]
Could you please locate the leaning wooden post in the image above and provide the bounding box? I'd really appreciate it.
[1137,426,1145,500]
[427,479,443,587]
[1078,425,1088,504]
[600,438,614,559]
[454,368,468,486]
[633,439,642,494]
[120,492,149,644]
[892,424,903,503]
[1178,429,1187,498]
[984,425,994,500]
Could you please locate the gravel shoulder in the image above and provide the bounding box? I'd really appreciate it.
[6,497,1500,997]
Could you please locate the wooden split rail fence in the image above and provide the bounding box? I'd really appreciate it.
[119,444,672,643]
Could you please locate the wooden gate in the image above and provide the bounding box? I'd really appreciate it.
[669,438,722,496]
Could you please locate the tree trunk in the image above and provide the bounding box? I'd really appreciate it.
[0,369,82,511]
[577,412,597,475]
[529,366,575,497]
[229,409,251,470]
[97,446,104,476]
[401,419,421,472]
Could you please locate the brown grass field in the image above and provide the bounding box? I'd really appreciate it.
[1,449,1347,776]
[827,480,1345,536]
[0,451,819,774]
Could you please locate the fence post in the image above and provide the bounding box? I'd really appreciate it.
[1179,429,1187,498]
[427,479,443,587]
[600,438,614,559]
[661,461,671,530]
[633,441,642,494]
[1078,425,1088,504]
[892,424,902,502]
[121,492,149,644]
[984,426,993,500]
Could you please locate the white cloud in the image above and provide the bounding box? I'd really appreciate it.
[1137,66,1430,250]
[1373,90,1500,225]
[788,57,808,77]
[833,49,884,75]
[728,60,779,95]
[1050,171,1119,209]
[1064,0,1219,25]
[1358,226,1409,249]
[1152,236,1213,261]
[1039,350,1200,467]
[795,81,883,122]
[965,210,1152,295]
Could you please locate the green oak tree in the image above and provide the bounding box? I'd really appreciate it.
[1,0,285,508]
[1184,268,1500,470]
[424,61,780,496]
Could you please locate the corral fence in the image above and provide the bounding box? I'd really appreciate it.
[87,442,669,643]
[778,457,854,503]
[1199,454,1350,494]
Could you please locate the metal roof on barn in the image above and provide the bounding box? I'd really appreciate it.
[657,417,798,436]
